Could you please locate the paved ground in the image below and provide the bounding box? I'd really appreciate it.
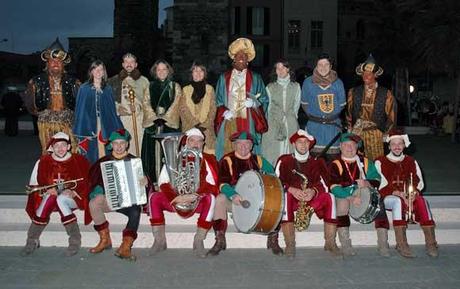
[1,246,459,289]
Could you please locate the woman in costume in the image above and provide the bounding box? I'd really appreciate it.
[73,60,124,164]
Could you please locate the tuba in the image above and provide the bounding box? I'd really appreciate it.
[161,134,201,214]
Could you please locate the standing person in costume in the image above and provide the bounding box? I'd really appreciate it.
[24,38,80,153]
[301,53,346,161]
[374,129,438,258]
[87,129,146,261]
[22,132,90,256]
[347,54,396,160]
[73,60,124,164]
[208,131,283,256]
[275,129,340,258]
[178,61,217,154]
[149,128,219,258]
[142,59,181,184]
[108,53,150,156]
[214,38,269,160]
[262,59,300,166]
[328,133,380,256]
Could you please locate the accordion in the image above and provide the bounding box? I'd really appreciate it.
[100,158,147,210]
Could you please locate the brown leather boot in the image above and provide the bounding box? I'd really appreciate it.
[193,227,208,258]
[281,222,296,258]
[267,231,284,256]
[21,223,46,256]
[149,225,167,255]
[207,231,226,256]
[422,225,438,257]
[394,225,415,258]
[89,228,112,254]
[115,235,136,261]
[64,221,81,256]
[337,226,355,256]
[324,223,342,257]
[376,228,390,257]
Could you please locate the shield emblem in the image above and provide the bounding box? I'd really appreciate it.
[317,93,334,113]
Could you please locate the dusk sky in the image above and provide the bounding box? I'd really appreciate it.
[0,0,172,54]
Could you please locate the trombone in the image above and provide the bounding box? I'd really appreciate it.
[25,178,84,199]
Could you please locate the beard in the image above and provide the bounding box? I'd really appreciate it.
[391,151,403,157]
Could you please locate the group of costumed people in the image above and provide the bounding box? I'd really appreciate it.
[21,37,438,261]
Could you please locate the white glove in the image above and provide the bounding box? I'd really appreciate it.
[223,110,235,120]
[244,98,255,108]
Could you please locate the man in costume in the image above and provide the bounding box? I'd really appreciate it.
[374,129,438,258]
[149,128,219,257]
[214,38,269,160]
[347,54,396,160]
[25,38,80,153]
[22,132,90,256]
[301,53,346,160]
[275,129,340,258]
[87,129,145,260]
[328,133,380,256]
[108,53,150,156]
[208,131,282,256]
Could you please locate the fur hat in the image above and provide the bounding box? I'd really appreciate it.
[289,129,315,149]
[47,132,71,152]
[385,128,411,147]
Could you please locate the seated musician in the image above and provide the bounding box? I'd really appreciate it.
[374,129,438,258]
[328,133,380,256]
[149,128,219,258]
[22,132,90,256]
[87,129,145,260]
[275,129,341,258]
[208,131,282,256]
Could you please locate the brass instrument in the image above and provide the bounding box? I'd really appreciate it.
[292,169,315,231]
[161,134,201,213]
[404,173,417,224]
[26,177,84,199]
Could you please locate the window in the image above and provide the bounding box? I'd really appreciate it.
[231,7,241,35]
[288,20,301,53]
[247,7,269,35]
[311,21,323,49]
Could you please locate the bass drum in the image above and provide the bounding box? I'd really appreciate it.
[349,186,381,224]
[232,170,284,234]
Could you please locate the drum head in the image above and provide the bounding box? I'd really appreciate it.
[232,170,264,233]
[349,187,371,219]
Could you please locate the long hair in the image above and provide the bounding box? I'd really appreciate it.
[190,60,207,81]
[87,59,108,88]
[150,59,174,80]
[270,59,296,83]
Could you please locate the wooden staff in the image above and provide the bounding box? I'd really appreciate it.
[128,88,140,156]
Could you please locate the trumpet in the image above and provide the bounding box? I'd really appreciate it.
[26,178,84,199]
[404,173,417,224]
[292,169,315,231]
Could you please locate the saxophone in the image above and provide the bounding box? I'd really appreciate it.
[292,169,315,231]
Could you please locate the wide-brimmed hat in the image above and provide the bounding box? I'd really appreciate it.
[289,129,316,149]
[106,129,131,150]
[40,38,71,65]
[385,128,411,147]
[340,132,363,148]
[228,38,256,62]
[355,54,383,76]
[47,132,71,152]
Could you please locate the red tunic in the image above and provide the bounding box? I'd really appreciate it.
[375,155,422,197]
[276,154,329,193]
[26,154,90,220]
